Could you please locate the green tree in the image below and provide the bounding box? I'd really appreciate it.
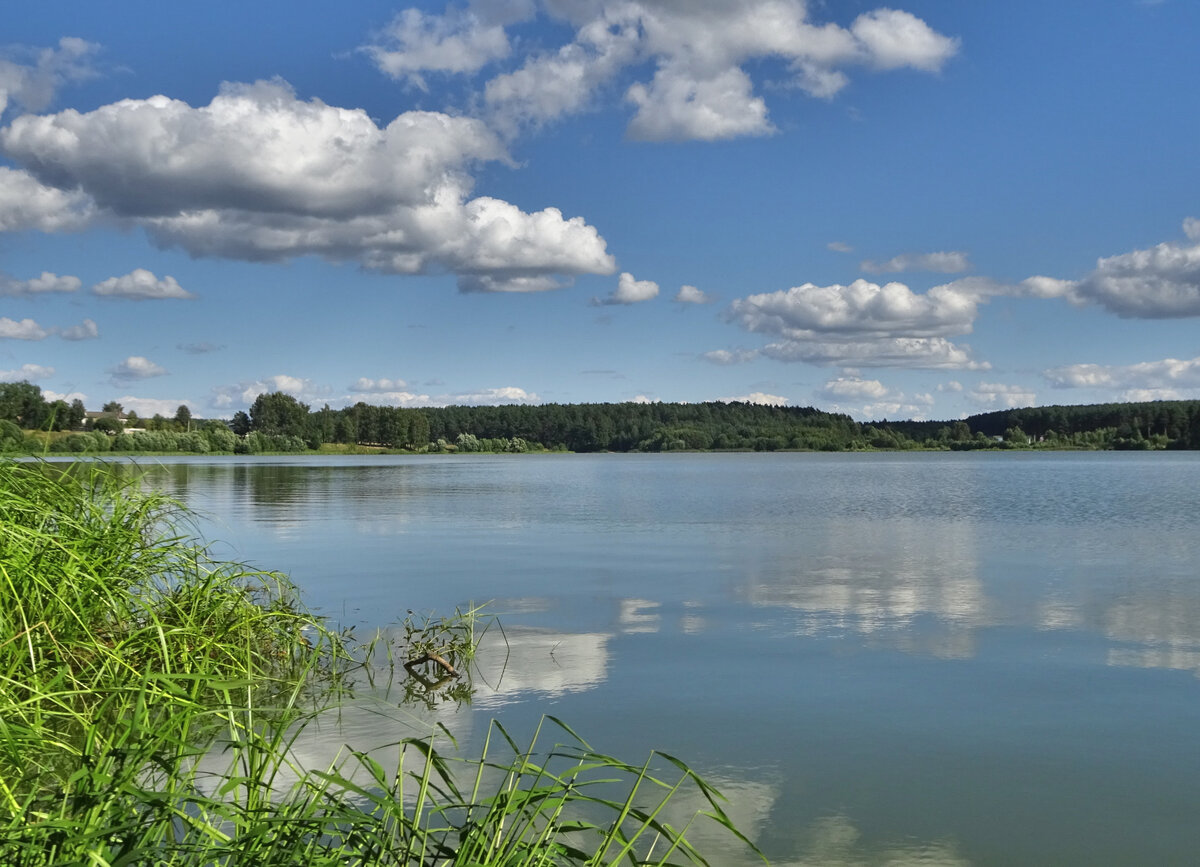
[174,404,192,431]
[102,401,123,414]
[249,392,311,439]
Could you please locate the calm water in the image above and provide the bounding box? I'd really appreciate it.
[132,452,1200,866]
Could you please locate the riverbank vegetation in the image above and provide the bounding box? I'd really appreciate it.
[0,460,758,864]
[6,379,1200,455]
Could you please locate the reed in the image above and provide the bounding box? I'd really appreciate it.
[0,459,762,865]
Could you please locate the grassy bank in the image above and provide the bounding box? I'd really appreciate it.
[0,460,759,865]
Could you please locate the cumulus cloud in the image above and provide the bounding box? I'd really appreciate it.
[626,65,771,141]
[443,386,539,405]
[43,389,87,404]
[1,81,615,291]
[850,9,959,71]
[209,375,331,410]
[115,396,195,418]
[1067,228,1200,318]
[860,250,971,275]
[719,391,789,406]
[93,269,193,300]
[0,167,95,232]
[460,1,959,140]
[594,272,660,305]
[820,376,889,400]
[728,279,981,339]
[60,318,99,341]
[351,377,409,392]
[364,8,511,88]
[675,284,711,304]
[964,382,1036,409]
[701,348,759,365]
[0,37,101,117]
[1044,355,1200,401]
[817,375,934,419]
[0,270,80,296]
[827,241,853,253]
[1185,217,1200,241]
[760,336,989,369]
[109,356,167,383]
[0,317,50,340]
[0,315,98,341]
[725,276,1003,369]
[0,363,54,382]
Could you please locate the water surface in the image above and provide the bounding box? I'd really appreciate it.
[134,452,1200,866]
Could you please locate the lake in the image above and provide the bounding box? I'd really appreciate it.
[133,452,1200,866]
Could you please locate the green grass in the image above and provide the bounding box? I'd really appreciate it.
[0,459,763,865]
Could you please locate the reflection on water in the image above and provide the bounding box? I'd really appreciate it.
[740,516,985,658]
[108,453,1200,866]
[783,815,971,867]
[473,626,611,706]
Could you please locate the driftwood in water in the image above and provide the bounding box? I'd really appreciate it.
[405,652,459,678]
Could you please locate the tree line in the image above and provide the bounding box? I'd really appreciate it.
[6,379,1200,453]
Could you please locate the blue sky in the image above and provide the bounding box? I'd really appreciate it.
[2,0,1198,421]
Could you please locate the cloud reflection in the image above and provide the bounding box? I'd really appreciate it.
[740,518,985,658]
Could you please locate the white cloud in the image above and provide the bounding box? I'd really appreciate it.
[827,241,853,253]
[631,394,654,404]
[469,1,957,140]
[967,382,1036,409]
[820,376,889,400]
[0,37,101,116]
[594,271,660,305]
[442,386,539,405]
[116,396,195,418]
[93,269,193,300]
[761,336,989,369]
[209,375,330,410]
[674,284,711,304]
[1069,235,1200,318]
[1,81,615,291]
[43,389,87,404]
[728,279,981,340]
[937,380,963,392]
[726,276,1000,369]
[850,9,960,71]
[60,318,99,341]
[701,348,759,365]
[109,356,167,382]
[0,167,95,232]
[818,376,934,420]
[860,250,971,275]
[0,317,50,340]
[719,391,789,406]
[626,65,772,141]
[482,12,643,134]
[364,8,511,88]
[352,390,433,408]
[0,363,54,382]
[1044,355,1200,401]
[1185,217,1200,241]
[0,271,80,296]
[351,377,409,392]
[1018,275,1077,299]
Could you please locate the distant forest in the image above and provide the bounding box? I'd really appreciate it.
[3,379,1200,453]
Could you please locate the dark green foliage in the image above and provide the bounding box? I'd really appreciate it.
[420,400,861,452]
